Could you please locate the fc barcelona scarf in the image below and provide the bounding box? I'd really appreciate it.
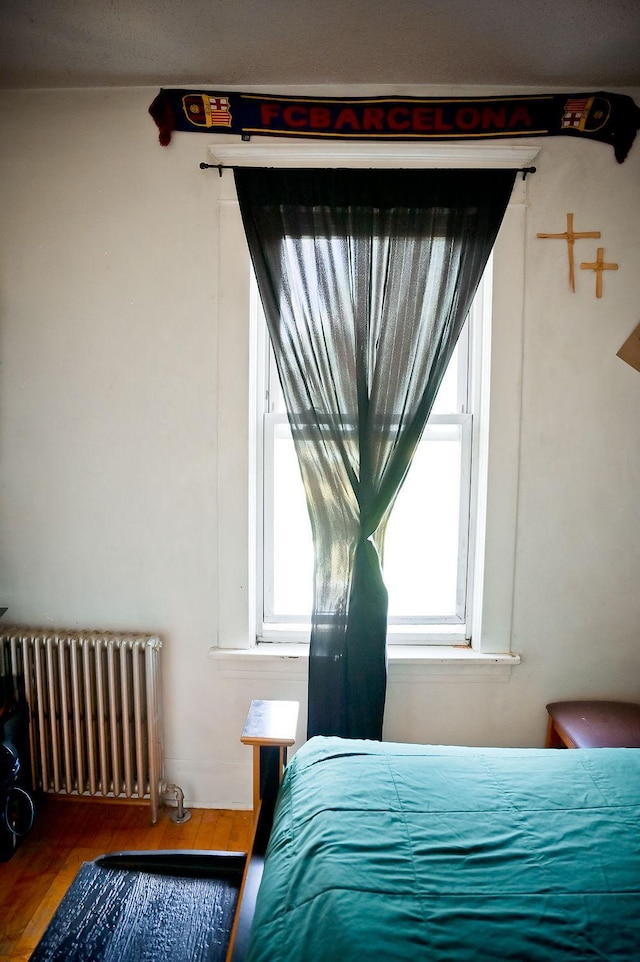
[149,89,640,163]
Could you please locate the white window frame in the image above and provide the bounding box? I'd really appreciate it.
[255,270,484,645]
[212,140,538,658]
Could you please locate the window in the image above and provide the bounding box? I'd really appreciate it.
[255,262,491,645]
[213,142,537,657]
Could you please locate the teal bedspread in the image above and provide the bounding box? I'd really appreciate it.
[247,738,640,961]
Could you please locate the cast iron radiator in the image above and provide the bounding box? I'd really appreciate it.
[0,628,164,823]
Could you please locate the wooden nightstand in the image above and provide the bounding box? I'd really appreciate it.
[230,700,300,962]
[241,699,299,821]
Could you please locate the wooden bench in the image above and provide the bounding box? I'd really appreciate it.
[546,700,640,749]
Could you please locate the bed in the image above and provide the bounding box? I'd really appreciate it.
[245,737,640,961]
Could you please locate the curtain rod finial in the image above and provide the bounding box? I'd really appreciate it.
[199,162,227,176]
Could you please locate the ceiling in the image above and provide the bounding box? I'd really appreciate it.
[1,0,639,91]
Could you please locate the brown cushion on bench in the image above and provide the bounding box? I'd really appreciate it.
[546,700,640,748]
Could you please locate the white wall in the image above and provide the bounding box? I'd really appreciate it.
[1,86,639,807]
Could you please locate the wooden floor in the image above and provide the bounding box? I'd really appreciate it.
[0,796,253,962]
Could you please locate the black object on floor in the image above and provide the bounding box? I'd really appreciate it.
[30,850,247,962]
[0,699,36,861]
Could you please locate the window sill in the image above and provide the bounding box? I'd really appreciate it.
[210,644,520,682]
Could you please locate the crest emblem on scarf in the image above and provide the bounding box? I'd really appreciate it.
[182,94,233,129]
[562,96,610,132]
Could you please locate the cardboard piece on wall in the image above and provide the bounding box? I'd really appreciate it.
[617,321,640,373]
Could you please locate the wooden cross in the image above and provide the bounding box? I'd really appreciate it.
[537,212,601,292]
[580,247,619,299]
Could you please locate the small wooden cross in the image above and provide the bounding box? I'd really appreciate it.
[580,247,619,299]
[537,212,601,292]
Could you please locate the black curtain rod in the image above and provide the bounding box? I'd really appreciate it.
[199,162,536,179]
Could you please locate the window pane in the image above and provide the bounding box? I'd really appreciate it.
[429,345,459,414]
[268,421,464,624]
[268,316,465,417]
[384,424,462,620]
[271,424,313,618]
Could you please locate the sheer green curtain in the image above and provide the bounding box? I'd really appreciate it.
[234,167,515,740]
